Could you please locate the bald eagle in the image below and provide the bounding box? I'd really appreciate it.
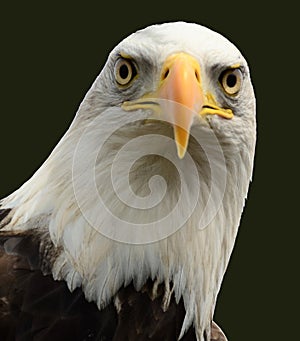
[0,22,256,341]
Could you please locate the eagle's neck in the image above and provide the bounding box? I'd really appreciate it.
[0,117,254,341]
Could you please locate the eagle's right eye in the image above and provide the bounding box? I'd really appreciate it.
[114,58,137,86]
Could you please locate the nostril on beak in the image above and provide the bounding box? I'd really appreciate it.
[195,70,200,83]
[162,68,170,81]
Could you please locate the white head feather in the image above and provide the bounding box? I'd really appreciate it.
[1,22,256,340]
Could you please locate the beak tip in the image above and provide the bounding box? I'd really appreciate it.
[176,144,187,159]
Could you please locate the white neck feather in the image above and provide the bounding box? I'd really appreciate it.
[1,105,255,341]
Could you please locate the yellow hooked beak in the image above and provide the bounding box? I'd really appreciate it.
[122,52,234,158]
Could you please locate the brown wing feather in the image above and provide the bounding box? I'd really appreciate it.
[0,230,118,341]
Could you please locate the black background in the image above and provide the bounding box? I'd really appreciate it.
[1,2,297,340]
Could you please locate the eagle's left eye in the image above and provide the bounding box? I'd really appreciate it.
[219,68,242,95]
[114,58,137,86]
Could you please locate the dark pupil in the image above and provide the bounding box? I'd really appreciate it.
[226,74,237,88]
[119,64,129,79]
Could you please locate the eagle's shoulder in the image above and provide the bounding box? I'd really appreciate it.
[0,220,118,341]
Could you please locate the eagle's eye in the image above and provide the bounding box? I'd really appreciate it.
[219,68,242,95]
[114,58,137,86]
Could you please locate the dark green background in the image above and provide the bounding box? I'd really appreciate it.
[1,2,296,340]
